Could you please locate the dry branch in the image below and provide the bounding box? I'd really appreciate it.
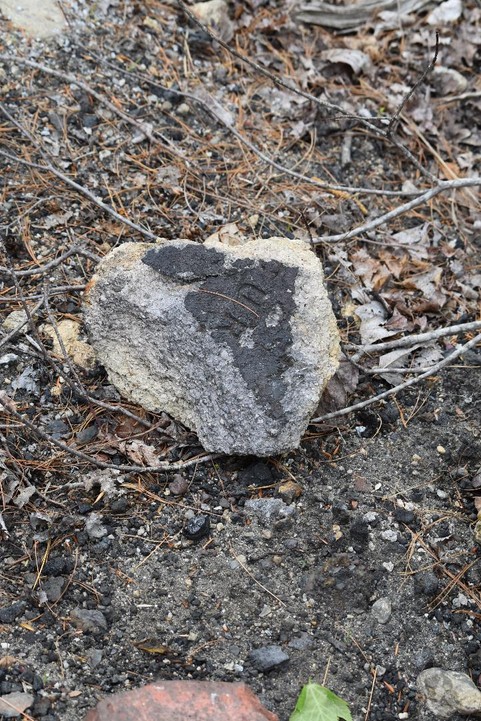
[313,331,481,424]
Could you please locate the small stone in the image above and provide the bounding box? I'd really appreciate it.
[86,649,103,668]
[288,633,314,651]
[0,602,26,624]
[349,518,369,549]
[371,597,392,624]
[248,645,289,672]
[417,667,481,718]
[169,475,189,496]
[414,571,440,597]
[2,311,29,334]
[176,103,190,115]
[244,498,295,526]
[42,319,95,369]
[437,445,446,454]
[70,608,108,635]
[380,529,398,542]
[183,515,210,541]
[277,480,302,503]
[0,354,18,365]
[191,0,234,42]
[42,577,65,603]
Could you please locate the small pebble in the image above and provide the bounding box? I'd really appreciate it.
[183,515,210,541]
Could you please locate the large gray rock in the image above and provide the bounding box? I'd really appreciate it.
[417,668,481,718]
[83,236,339,455]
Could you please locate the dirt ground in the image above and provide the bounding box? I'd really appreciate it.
[0,1,480,720]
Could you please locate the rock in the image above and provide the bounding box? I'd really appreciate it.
[238,461,274,486]
[84,680,278,721]
[414,571,440,597]
[0,692,34,718]
[417,668,481,718]
[277,480,303,503]
[0,601,26,624]
[42,319,95,370]
[42,577,65,603]
[0,0,65,37]
[169,474,189,496]
[70,608,108,635]
[1,310,29,335]
[244,498,295,525]
[288,633,314,651]
[191,0,234,42]
[183,515,210,541]
[84,238,339,456]
[248,645,290,672]
[371,597,392,624]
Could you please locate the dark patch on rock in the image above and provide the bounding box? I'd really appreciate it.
[143,244,297,420]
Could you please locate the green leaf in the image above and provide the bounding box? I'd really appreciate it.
[289,681,352,721]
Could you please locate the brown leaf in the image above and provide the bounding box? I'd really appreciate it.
[133,639,170,655]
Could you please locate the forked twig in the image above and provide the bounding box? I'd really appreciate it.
[312,331,481,423]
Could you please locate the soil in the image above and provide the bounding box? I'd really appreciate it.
[0,1,481,721]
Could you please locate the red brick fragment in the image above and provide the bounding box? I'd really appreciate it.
[85,680,278,721]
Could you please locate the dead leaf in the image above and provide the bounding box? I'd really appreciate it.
[133,639,170,655]
[320,48,372,75]
[355,301,399,344]
[117,439,161,466]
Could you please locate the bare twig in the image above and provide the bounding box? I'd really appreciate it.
[387,32,439,137]
[179,0,440,183]
[312,331,481,423]
[0,246,100,277]
[347,320,481,362]
[0,392,218,473]
[314,176,481,244]
[0,149,158,241]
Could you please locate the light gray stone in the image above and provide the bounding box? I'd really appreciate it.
[417,668,481,718]
[248,645,290,672]
[371,597,392,624]
[84,237,339,456]
[70,608,108,635]
[245,498,295,525]
[0,0,66,37]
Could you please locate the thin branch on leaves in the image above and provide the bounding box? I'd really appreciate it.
[314,176,481,244]
[0,392,217,473]
[312,331,481,424]
[387,32,439,137]
[0,246,100,277]
[88,51,423,199]
[347,320,481,362]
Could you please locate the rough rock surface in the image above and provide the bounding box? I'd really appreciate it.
[417,668,481,718]
[84,237,339,455]
[84,680,279,721]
